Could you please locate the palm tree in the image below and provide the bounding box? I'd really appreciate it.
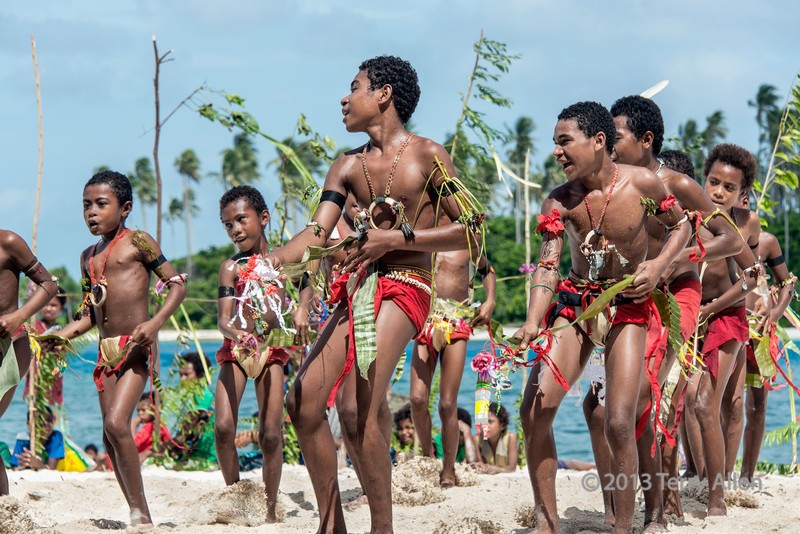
[221,133,260,189]
[506,117,536,243]
[164,197,184,258]
[174,149,201,275]
[129,157,157,231]
[749,84,782,165]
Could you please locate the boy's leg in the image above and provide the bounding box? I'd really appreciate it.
[722,346,746,477]
[409,341,437,457]
[682,377,705,478]
[255,362,286,522]
[520,319,594,533]
[286,306,350,534]
[0,335,33,495]
[634,369,664,528]
[662,373,687,517]
[692,340,741,515]
[214,361,248,485]
[582,386,615,525]
[438,339,467,487]
[353,301,418,534]
[741,382,768,482]
[603,323,646,534]
[100,347,152,525]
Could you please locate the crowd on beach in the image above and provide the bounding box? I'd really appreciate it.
[1,54,798,534]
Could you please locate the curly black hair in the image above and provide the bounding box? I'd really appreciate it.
[659,149,696,179]
[85,170,133,206]
[457,406,472,428]
[393,403,412,427]
[488,402,509,432]
[610,95,665,156]
[219,185,269,215]
[557,101,616,155]
[179,351,212,379]
[703,143,758,192]
[359,55,421,124]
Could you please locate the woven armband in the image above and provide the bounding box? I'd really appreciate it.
[749,241,759,250]
[146,254,167,271]
[21,256,41,277]
[766,254,785,268]
[438,181,463,198]
[319,190,346,209]
[300,271,311,290]
[218,286,235,298]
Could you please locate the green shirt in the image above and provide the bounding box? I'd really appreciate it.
[433,433,465,463]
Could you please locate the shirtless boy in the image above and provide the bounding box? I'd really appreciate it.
[513,101,690,534]
[410,250,495,487]
[54,170,186,526]
[214,185,291,522]
[730,195,795,483]
[681,144,761,516]
[583,95,747,525]
[269,55,481,533]
[0,230,58,495]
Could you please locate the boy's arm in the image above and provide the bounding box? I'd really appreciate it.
[0,232,58,337]
[131,232,187,347]
[471,254,496,327]
[764,236,795,323]
[626,174,691,298]
[217,260,249,342]
[292,261,319,346]
[56,251,95,340]
[513,199,564,348]
[700,212,761,319]
[671,176,744,262]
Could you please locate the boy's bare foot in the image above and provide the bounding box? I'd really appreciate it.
[343,493,369,511]
[129,509,153,528]
[642,522,668,533]
[706,503,727,517]
[663,489,683,518]
[439,471,457,489]
[603,511,615,527]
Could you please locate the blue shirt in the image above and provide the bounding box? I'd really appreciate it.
[10,430,65,467]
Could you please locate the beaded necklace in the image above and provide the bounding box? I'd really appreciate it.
[579,165,628,280]
[354,133,415,239]
[87,228,130,307]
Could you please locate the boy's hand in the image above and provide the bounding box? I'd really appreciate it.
[458,420,472,437]
[131,318,160,347]
[0,311,24,338]
[341,230,399,274]
[625,259,663,300]
[513,322,541,353]
[292,306,311,346]
[470,300,495,328]
[16,447,45,470]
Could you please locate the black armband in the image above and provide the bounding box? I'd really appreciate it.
[300,271,311,290]
[21,256,41,277]
[477,261,494,278]
[146,254,167,271]
[319,190,346,209]
[438,181,463,198]
[749,241,759,250]
[766,254,785,268]
[218,286,235,298]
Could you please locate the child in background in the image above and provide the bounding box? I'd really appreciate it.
[24,289,67,406]
[433,407,480,464]
[168,352,217,465]
[472,403,518,474]
[394,403,415,452]
[11,406,64,470]
[133,391,172,464]
[84,443,109,472]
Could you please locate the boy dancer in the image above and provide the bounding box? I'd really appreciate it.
[584,95,751,525]
[410,250,496,488]
[269,55,482,533]
[513,101,690,534]
[0,230,59,494]
[681,144,761,516]
[730,195,795,482]
[54,171,186,526]
[214,185,290,523]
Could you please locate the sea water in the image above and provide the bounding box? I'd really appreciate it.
[1,339,798,465]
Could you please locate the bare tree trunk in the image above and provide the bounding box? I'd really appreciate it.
[140,201,148,232]
[152,35,164,245]
[183,177,193,276]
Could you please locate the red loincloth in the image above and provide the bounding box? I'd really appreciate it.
[417,320,473,360]
[215,338,294,367]
[327,271,431,407]
[701,306,749,379]
[93,335,132,393]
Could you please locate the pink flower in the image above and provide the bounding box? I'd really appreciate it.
[660,195,677,212]
[471,352,494,374]
[518,263,536,274]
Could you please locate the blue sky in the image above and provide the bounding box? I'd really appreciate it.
[2,1,798,278]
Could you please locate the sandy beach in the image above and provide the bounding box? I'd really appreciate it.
[2,459,798,533]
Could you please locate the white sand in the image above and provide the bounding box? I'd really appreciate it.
[2,464,799,533]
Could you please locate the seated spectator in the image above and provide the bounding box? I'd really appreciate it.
[167,352,217,466]
[394,403,415,452]
[133,391,172,464]
[11,407,64,470]
[84,443,109,472]
[433,407,480,464]
[472,403,518,474]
